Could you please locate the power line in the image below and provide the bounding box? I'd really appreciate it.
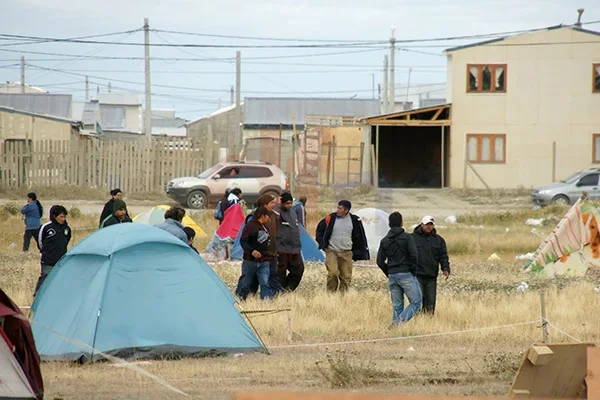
[0,29,142,48]
[0,33,387,48]
[0,47,385,61]
[19,67,446,74]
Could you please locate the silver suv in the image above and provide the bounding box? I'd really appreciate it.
[166,161,289,209]
[531,168,600,206]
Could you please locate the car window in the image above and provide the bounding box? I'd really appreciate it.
[238,166,273,178]
[577,173,599,187]
[216,166,241,179]
[198,164,222,179]
[561,171,583,184]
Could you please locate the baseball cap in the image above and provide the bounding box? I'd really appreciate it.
[421,215,435,225]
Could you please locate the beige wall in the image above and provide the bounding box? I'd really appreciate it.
[0,110,72,142]
[449,28,600,188]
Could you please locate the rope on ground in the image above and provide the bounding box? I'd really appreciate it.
[546,321,584,343]
[267,319,541,349]
[13,314,189,397]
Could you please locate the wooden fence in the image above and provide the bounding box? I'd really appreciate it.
[0,138,206,193]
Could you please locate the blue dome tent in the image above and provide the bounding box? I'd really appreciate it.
[31,223,265,361]
[231,220,324,262]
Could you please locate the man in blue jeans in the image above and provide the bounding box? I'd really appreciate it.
[376,212,422,328]
[237,207,274,300]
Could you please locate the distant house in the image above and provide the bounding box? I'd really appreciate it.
[0,105,85,143]
[0,93,72,119]
[186,97,380,166]
[96,93,143,140]
[362,24,600,189]
[72,100,102,134]
[150,109,187,137]
[0,82,47,94]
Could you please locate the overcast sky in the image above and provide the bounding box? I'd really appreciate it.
[1,0,598,120]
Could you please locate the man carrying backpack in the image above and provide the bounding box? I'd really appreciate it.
[315,200,369,292]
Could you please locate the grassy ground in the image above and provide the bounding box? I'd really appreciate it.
[1,201,599,400]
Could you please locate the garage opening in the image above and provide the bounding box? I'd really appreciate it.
[365,104,451,189]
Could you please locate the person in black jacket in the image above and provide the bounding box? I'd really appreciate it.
[315,200,369,292]
[183,227,199,254]
[34,205,71,296]
[236,207,274,300]
[99,189,129,228]
[377,212,422,327]
[412,215,451,315]
[101,200,133,228]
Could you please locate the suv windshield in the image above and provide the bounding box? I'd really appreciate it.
[198,164,222,179]
[560,171,583,184]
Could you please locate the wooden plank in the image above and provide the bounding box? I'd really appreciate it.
[508,389,530,398]
[509,343,595,399]
[588,346,600,398]
[431,107,444,121]
[527,346,554,366]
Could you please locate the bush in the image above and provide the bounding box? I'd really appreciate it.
[314,350,401,388]
[69,207,82,219]
[2,202,21,216]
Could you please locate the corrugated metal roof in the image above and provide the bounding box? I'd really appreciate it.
[0,105,77,124]
[151,117,186,128]
[0,93,72,118]
[243,98,380,126]
[97,93,142,106]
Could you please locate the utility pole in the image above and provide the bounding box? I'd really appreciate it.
[370,73,375,100]
[85,76,89,101]
[144,17,152,140]
[382,55,388,114]
[108,82,112,93]
[389,26,396,113]
[405,67,412,108]
[20,56,25,93]
[235,51,242,152]
[230,86,234,105]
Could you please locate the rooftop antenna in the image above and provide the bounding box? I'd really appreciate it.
[575,8,584,28]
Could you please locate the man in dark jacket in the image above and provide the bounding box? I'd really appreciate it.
[237,207,273,300]
[377,212,421,327]
[412,215,450,315]
[99,189,128,227]
[315,200,369,292]
[276,192,304,291]
[101,199,133,228]
[35,205,71,296]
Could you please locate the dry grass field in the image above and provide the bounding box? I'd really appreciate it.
[1,190,599,400]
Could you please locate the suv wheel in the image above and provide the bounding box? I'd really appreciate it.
[186,190,207,209]
[551,195,569,205]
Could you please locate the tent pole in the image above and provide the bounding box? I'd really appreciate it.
[90,308,101,362]
[236,301,271,355]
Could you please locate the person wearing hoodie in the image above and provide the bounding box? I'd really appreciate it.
[412,215,451,315]
[292,196,307,227]
[99,189,128,228]
[155,206,188,243]
[377,212,421,327]
[21,192,43,252]
[276,192,304,291]
[315,200,369,292]
[237,206,274,300]
[101,199,133,228]
[35,205,71,296]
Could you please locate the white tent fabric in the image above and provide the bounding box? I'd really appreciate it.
[355,208,390,255]
[0,329,36,399]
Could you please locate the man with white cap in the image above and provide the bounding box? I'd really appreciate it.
[412,215,450,315]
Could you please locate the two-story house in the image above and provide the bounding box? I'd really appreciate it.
[364,24,600,189]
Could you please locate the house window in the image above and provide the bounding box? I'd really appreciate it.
[594,64,600,93]
[593,134,600,163]
[467,64,507,93]
[467,134,506,163]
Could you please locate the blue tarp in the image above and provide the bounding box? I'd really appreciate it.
[231,219,324,262]
[31,223,265,361]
